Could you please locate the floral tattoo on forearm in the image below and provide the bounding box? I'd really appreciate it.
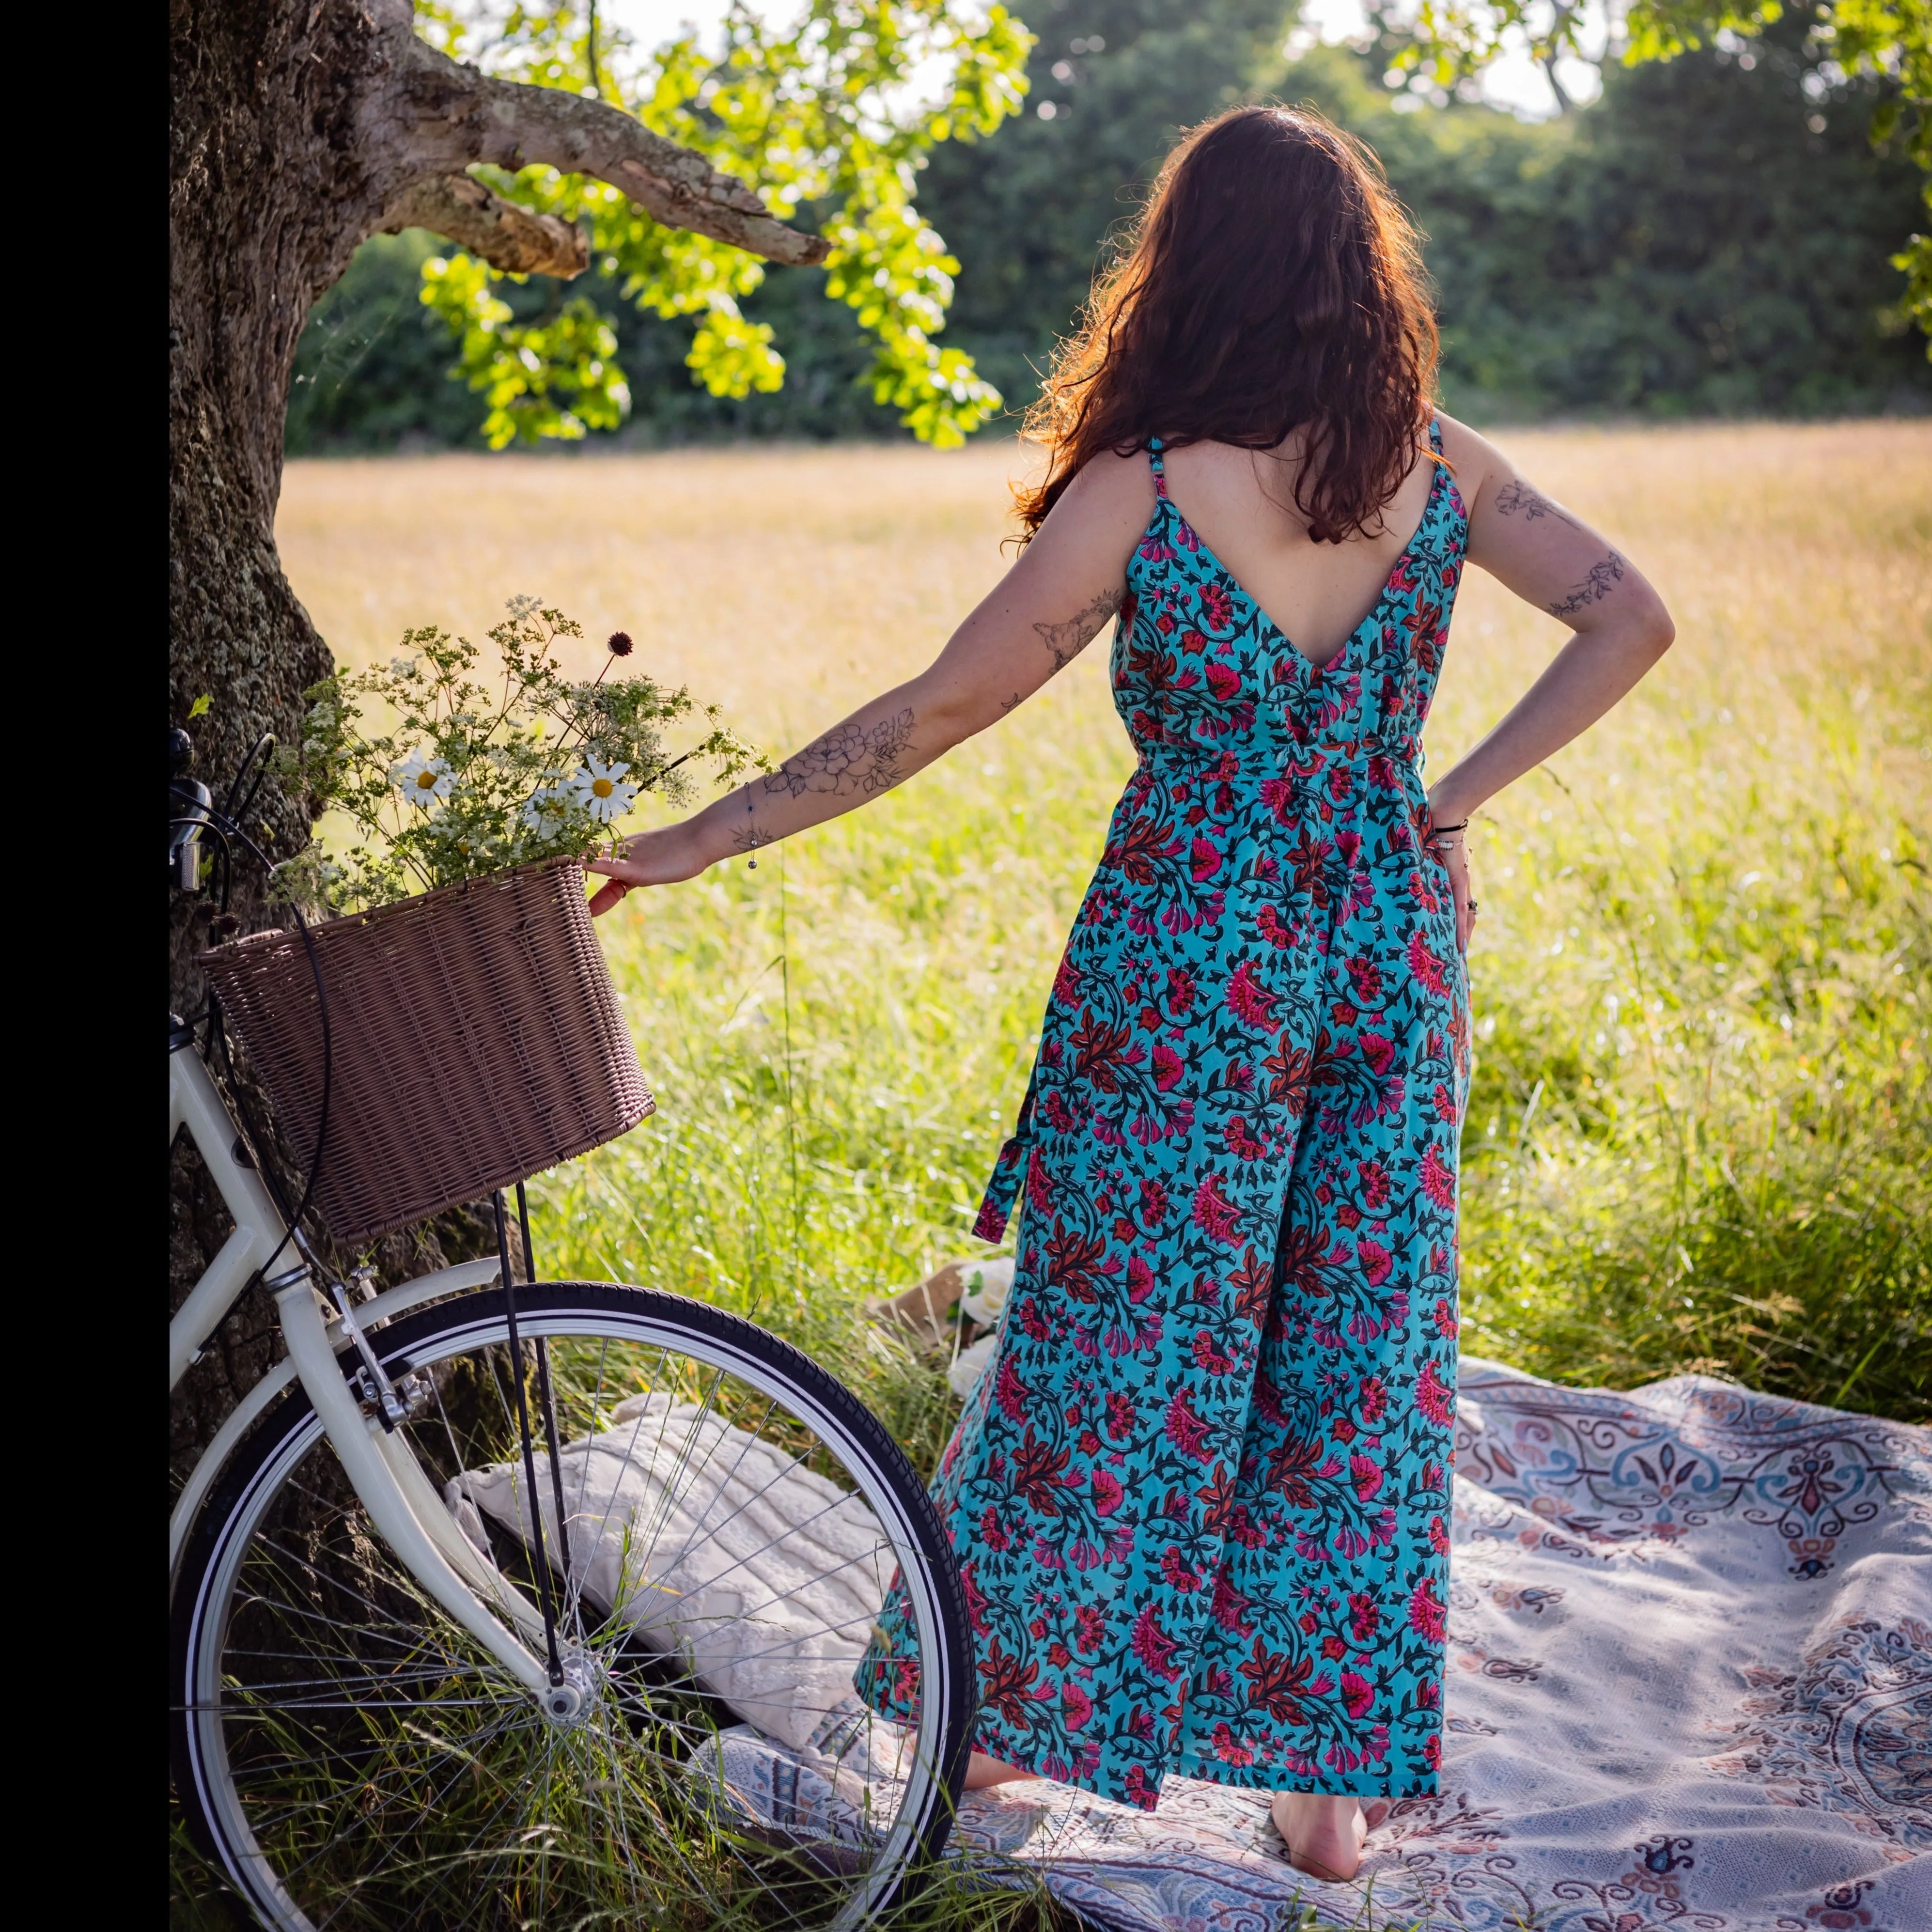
[1033,587,1124,672]
[1495,478,1579,529]
[1547,550,1625,619]
[763,707,918,801]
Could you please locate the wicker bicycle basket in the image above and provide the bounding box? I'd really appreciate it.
[198,857,653,1249]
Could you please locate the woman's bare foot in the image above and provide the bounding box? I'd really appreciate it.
[1270,1792,1387,1880]
[964,1750,1036,1790]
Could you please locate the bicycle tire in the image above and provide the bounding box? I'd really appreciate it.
[171,1281,974,1931]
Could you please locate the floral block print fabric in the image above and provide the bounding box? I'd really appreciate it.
[860,429,1474,1807]
[726,1362,1932,1932]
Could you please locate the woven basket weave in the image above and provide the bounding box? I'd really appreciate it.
[199,857,653,1249]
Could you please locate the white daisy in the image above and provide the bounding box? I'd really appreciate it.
[569,756,638,824]
[520,785,569,838]
[391,750,454,807]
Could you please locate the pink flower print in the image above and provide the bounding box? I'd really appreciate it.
[1192,1327,1238,1376]
[1191,1176,1243,1246]
[1359,1374,1387,1425]
[1051,955,1083,1008]
[1256,903,1295,948]
[1348,1591,1380,1644]
[1341,1670,1375,1720]
[1153,1042,1184,1091]
[1211,1722,1255,1766]
[1061,1681,1094,1730]
[1160,1546,1201,1590]
[1163,1389,1216,1463]
[1356,1238,1393,1288]
[1419,1143,1457,1209]
[1223,1115,1266,1161]
[1225,961,1280,1031]
[1212,1569,1256,1637]
[1358,1159,1391,1211]
[1205,661,1242,701]
[1358,1032,1396,1077]
[1433,1296,1458,1339]
[1123,1763,1157,1810]
[1189,836,1223,883]
[1025,1146,1053,1212]
[1429,1512,1450,1555]
[1326,764,1354,805]
[1407,1578,1446,1641]
[1433,1081,1460,1123]
[1091,1468,1124,1515]
[995,1355,1030,1423]
[1415,1358,1455,1427]
[1406,930,1451,997]
[1350,1451,1384,1503]
[1105,1391,1137,1440]
[1197,581,1234,631]
[1346,956,1385,1006]
[1131,1605,1184,1682]
[1259,777,1295,826]
[1074,1604,1106,1652]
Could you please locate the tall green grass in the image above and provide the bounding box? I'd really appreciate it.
[533,652,1928,1430]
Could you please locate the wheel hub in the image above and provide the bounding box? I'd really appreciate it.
[539,1648,605,1729]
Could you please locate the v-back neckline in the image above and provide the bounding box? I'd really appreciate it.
[1150,448,1451,677]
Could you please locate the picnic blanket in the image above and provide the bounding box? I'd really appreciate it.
[695,1356,1932,1932]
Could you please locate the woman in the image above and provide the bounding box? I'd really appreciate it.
[590,105,1673,1882]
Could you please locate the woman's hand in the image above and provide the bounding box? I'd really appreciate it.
[1442,834,1476,955]
[585,822,712,916]
[1428,824,1477,955]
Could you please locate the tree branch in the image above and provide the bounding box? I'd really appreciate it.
[371,9,829,268]
[381,173,591,276]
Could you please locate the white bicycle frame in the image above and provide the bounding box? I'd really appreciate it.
[168,1031,554,1695]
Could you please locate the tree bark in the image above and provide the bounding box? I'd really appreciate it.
[169,0,821,1483]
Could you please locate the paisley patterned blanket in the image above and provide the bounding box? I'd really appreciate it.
[714,1357,1931,1931]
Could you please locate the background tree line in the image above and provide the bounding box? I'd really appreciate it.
[290,0,1928,450]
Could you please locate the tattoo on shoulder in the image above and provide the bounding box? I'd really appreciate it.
[763,707,918,800]
[1033,586,1124,672]
[1547,550,1625,619]
[1495,479,1579,529]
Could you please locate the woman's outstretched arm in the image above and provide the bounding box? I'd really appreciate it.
[1424,417,1677,950]
[586,453,1154,913]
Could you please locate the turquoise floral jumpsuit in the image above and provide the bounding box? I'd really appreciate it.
[859,425,1472,1809]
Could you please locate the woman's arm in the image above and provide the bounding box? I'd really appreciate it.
[1425,418,1676,949]
[586,453,1154,913]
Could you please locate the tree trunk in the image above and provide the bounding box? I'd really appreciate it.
[170,0,390,1477]
[168,0,822,1484]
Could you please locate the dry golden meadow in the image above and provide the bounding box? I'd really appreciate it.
[280,422,1931,1429]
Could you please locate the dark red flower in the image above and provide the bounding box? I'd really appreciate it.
[607,630,634,656]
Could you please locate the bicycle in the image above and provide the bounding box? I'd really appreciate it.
[168,738,974,1930]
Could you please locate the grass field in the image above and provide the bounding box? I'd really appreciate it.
[280,421,1932,1450]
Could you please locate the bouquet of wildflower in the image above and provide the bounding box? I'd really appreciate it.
[278,596,759,914]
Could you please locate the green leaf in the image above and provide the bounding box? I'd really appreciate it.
[188,694,212,718]
[411,0,1031,443]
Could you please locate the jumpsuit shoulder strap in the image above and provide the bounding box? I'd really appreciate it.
[1147,437,1168,496]
[1427,416,1444,456]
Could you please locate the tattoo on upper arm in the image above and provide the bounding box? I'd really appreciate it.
[998,692,1024,715]
[763,707,918,800]
[1547,550,1625,619]
[1032,587,1124,672]
[1495,479,1579,529]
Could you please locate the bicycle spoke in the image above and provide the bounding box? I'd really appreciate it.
[176,1292,963,1932]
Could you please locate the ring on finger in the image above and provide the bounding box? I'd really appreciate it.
[1466,898,1479,913]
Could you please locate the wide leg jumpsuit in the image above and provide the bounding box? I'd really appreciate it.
[860,426,1473,1808]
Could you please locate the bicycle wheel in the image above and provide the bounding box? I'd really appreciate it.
[171,1282,973,1931]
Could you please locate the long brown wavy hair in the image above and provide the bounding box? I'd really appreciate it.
[1016,105,1438,545]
